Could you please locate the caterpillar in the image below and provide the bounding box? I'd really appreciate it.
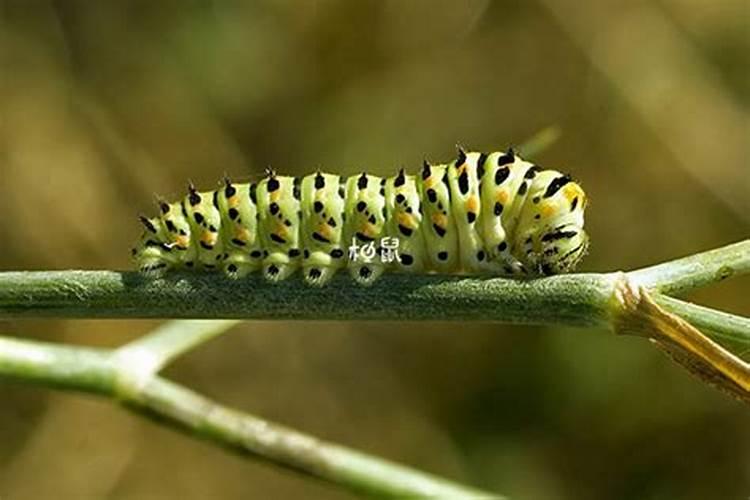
[132,148,588,286]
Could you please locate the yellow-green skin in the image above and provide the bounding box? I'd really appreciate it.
[133,149,588,286]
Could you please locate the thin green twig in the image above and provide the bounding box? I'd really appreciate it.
[114,320,240,379]
[134,376,500,499]
[0,334,500,499]
[517,125,562,158]
[655,295,750,346]
[629,239,750,296]
[0,337,113,394]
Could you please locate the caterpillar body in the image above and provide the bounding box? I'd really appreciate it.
[133,148,588,286]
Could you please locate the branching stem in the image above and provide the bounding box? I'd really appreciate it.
[113,320,240,386]
[0,335,499,499]
[0,239,748,498]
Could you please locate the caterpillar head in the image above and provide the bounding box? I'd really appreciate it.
[516,175,589,276]
[540,181,588,275]
[536,224,589,275]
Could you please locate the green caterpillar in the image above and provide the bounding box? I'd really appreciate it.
[133,148,588,286]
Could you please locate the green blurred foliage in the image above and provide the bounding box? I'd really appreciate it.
[0,1,747,499]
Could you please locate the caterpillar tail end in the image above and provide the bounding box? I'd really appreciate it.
[137,259,170,278]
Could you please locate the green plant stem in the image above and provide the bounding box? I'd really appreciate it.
[1,241,744,322]
[518,125,562,158]
[0,336,114,394]
[134,377,499,499]
[0,334,499,499]
[1,240,748,497]
[114,320,241,377]
[0,270,619,324]
[629,239,750,296]
[654,295,750,345]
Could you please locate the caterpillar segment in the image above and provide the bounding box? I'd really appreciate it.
[385,169,428,274]
[447,149,494,274]
[478,150,517,273]
[133,147,588,286]
[134,196,197,277]
[184,184,225,271]
[300,171,346,286]
[255,171,302,282]
[344,173,388,286]
[216,178,262,278]
[133,215,179,277]
[418,160,460,273]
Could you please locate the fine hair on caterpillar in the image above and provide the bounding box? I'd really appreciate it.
[132,147,589,286]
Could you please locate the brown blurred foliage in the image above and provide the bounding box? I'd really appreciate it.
[0,1,748,499]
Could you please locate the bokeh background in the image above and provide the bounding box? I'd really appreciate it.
[1,1,748,499]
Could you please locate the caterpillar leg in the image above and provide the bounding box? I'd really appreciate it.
[349,263,385,286]
[485,240,528,276]
[136,257,171,278]
[263,262,297,282]
[303,250,340,287]
[304,266,338,286]
[221,253,258,279]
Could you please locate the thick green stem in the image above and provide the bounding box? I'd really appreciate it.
[0,270,618,324]
[0,241,745,321]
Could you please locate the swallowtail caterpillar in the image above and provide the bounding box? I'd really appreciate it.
[133,148,588,286]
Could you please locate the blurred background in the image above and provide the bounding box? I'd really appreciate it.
[1,1,748,499]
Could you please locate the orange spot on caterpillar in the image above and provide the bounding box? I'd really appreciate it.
[466,195,479,213]
[317,223,334,240]
[201,232,217,246]
[234,228,251,243]
[431,213,447,227]
[424,170,446,190]
[396,212,413,228]
[496,190,509,205]
[360,224,377,239]
[563,183,584,202]
[541,203,557,218]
